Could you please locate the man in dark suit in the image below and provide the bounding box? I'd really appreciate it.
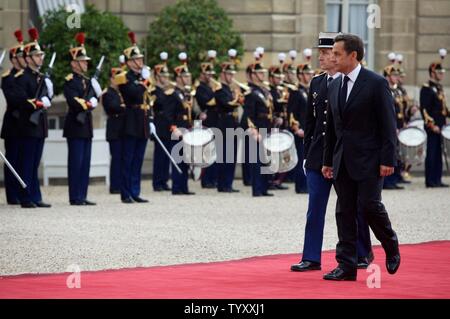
[291,32,373,273]
[322,34,400,281]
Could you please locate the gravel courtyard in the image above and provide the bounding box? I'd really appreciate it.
[0,176,449,276]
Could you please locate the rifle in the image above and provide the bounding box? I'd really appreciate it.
[30,52,56,125]
[77,55,105,125]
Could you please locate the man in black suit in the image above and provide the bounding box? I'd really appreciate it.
[322,34,400,281]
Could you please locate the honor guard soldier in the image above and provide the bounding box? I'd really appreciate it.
[102,66,127,194]
[240,56,257,187]
[63,33,101,206]
[196,50,219,189]
[267,54,290,190]
[286,63,312,194]
[14,28,53,208]
[1,30,27,205]
[215,57,242,193]
[115,32,152,203]
[246,61,274,197]
[420,49,449,188]
[151,52,175,192]
[383,65,406,190]
[170,53,195,195]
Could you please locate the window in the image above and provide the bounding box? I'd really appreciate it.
[326,0,375,69]
[35,0,85,17]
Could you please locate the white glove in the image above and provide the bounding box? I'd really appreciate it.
[141,66,151,80]
[303,159,307,176]
[41,96,51,109]
[89,97,98,109]
[150,122,157,136]
[91,78,102,98]
[45,78,54,99]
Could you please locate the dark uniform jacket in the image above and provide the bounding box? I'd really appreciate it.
[196,81,218,128]
[246,85,272,131]
[420,80,449,132]
[14,67,49,139]
[215,83,239,130]
[63,73,94,139]
[270,85,288,129]
[102,86,126,141]
[152,85,179,141]
[172,87,193,130]
[1,68,21,139]
[118,70,151,139]
[287,83,308,141]
[304,73,330,171]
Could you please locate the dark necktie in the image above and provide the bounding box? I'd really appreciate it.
[327,76,333,87]
[339,76,350,113]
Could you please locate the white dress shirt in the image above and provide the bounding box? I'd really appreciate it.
[341,63,362,101]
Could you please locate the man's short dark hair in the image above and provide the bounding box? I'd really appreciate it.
[334,34,365,62]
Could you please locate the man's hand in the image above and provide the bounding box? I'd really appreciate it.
[249,128,261,142]
[199,112,207,121]
[380,165,394,177]
[322,166,333,179]
[432,125,441,134]
[173,128,183,139]
[295,129,305,138]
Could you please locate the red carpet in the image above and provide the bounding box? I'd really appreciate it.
[0,241,449,299]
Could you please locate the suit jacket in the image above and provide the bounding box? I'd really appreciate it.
[323,67,397,181]
[304,73,329,171]
[102,86,126,141]
[215,83,239,130]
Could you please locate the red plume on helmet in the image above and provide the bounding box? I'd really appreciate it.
[28,28,39,42]
[128,32,137,45]
[75,32,86,46]
[14,30,24,43]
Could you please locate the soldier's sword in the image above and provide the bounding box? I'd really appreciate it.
[150,129,183,174]
[0,151,27,189]
[0,50,6,68]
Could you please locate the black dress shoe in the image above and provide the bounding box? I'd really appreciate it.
[172,191,196,195]
[202,184,216,189]
[291,261,321,272]
[296,190,308,194]
[84,200,97,206]
[386,254,401,275]
[253,192,274,197]
[110,190,121,194]
[121,198,134,204]
[394,184,405,190]
[70,201,87,206]
[35,202,52,208]
[21,202,37,209]
[275,184,289,190]
[383,184,398,190]
[219,188,240,193]
[323,267,357,281]
[132,197,149,203]
[438,183,449,188]
[8,200,21,205]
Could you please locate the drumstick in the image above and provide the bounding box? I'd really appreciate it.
[0,150,27,189]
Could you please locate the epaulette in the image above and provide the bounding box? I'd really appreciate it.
[164,88,175,96]
[422,82,430,88]
[14,70,24,78]
[113,72,127,86]
[313,71,327,78]
[65,73,74,82]
[2,70,11,78]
